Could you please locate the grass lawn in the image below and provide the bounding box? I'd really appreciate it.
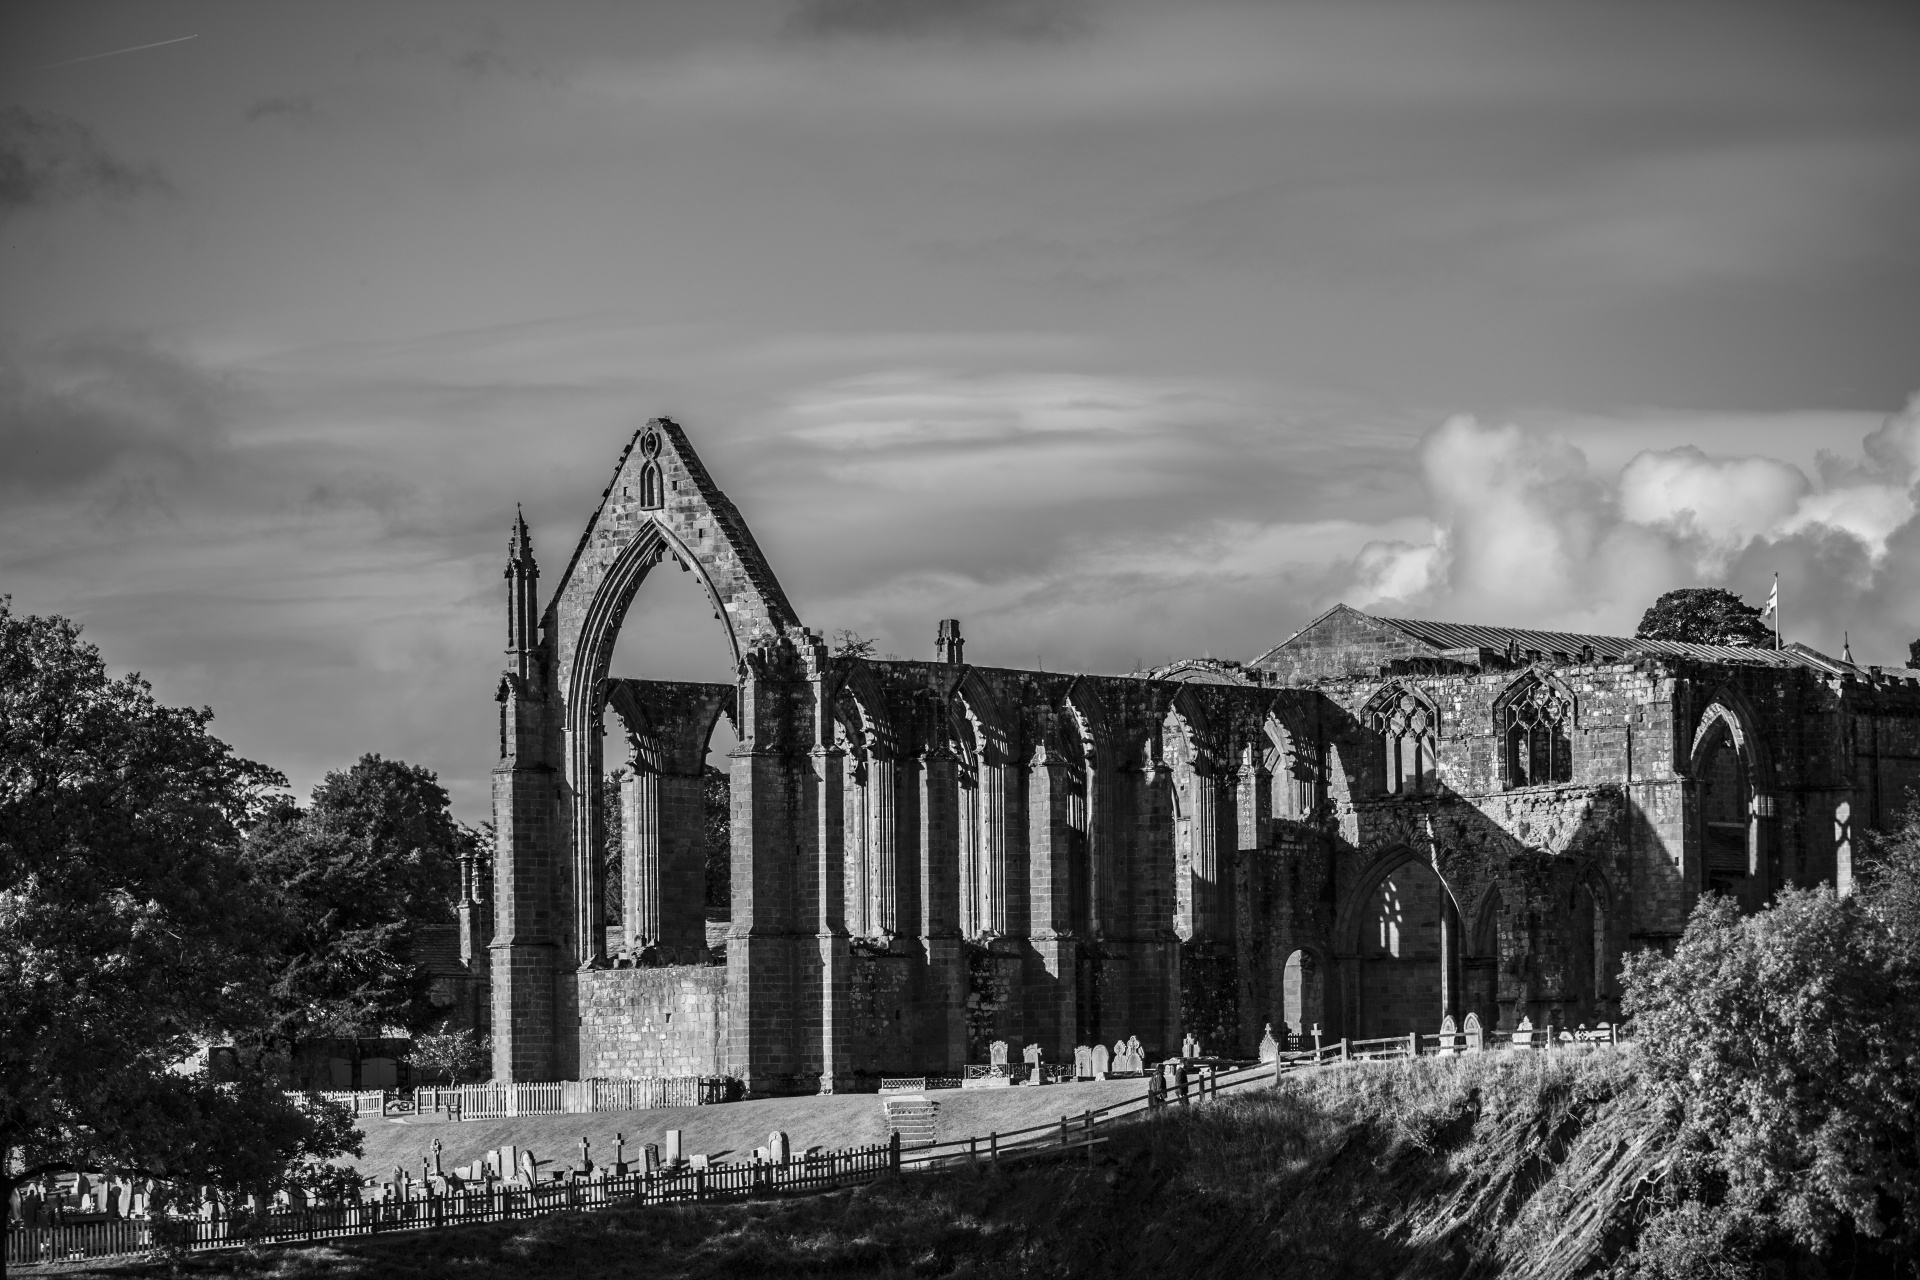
[348,1076,1153,1179]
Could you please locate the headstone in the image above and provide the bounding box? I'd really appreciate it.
[1513,1016,1534,1048]
[1092,1044,1110,1077]
[519,1150,538,1185]
[1112,1039,1127,1069]
[496,1146,518,1181]
[614,1132,628,1177]
[769,1131,791,1164]
[690,1154,710,1170]
[1438,1014,1458,1056]
[1022,1043,1041,1067]
[1259,1024,1279,1064]
[665,1129,683,1165]
[1074,1045,1094,1078]
[1463,1012,1484,1052]
[753,1146,769,1164]
[431,1138,443,1176]
[644,1142,661,1173]
[1127,1036,1145,1070]
[989,1040,1009,1068]
[577,1135,593,1175]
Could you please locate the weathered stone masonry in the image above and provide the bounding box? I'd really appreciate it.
[492,420,1920,1091]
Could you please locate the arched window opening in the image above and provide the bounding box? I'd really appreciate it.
[1282,949,1323,1039]
[638,462,663,510]
[1500,675,1572,788]
[1355,857,1448,1037]
[1267,720,1325,821]
[1367,687,1438,795]
[1059,724,1092,936]
[1467,891,1501,1032]
[1700,721,1750,900]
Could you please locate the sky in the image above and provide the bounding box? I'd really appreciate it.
[3,0,1919,822]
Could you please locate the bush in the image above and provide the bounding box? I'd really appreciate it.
[1620,877,1920,1271]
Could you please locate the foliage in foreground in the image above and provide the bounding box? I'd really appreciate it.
[0,602,357,1206]
[1618,819,1920,1277]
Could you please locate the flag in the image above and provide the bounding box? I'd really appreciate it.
[1761,577,1778,621]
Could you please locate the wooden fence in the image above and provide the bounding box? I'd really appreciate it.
[5,1141,900,1269]
[18,1021,1621,1269]
[299,1076,722,1122]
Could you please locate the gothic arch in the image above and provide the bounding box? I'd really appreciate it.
[548,419,802,969]
[1337,845,1464,1038]
[1687,692,1773,909]
[1363,682,1440,795]
[1493,668,1576,788]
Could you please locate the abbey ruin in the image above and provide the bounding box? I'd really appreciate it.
[474,418,1920,1093]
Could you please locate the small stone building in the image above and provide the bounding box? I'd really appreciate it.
[488,419,1920,1091]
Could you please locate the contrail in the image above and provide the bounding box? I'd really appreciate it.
[27,34,198,72]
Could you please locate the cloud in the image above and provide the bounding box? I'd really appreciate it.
[787,0,1088,41]
[1332,398,1920,665]
[244,96,322,126]
[0,105,170,215]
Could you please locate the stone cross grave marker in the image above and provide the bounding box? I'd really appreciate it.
[1259,1024,1279,1062]
[1075,1045,1093,1078]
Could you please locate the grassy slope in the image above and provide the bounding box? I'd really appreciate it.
[54,1048,1670,1280]
[349,1077,1155,1177]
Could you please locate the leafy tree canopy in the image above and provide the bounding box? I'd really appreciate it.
[0,601,356,1200]
[1620,829,1920,1272]
[1634,588,1773,647]
[243,754,471,1046]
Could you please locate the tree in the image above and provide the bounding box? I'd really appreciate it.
[831,629,877,659]
[0,602,357,1223]
[1635,588,1774,647]
[407,1027,490,1085]
[244,754,467,1047]
[704,764,730,916]
[1620,871,1920,1272]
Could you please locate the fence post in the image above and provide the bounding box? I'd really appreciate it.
[1408,1030,1420,1059]
[890,1130,901,1173]
[1339,1038,1350,1063]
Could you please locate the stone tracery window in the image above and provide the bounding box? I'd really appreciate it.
[638,462,664,510]
[1367,685,1438,795]
[1498,673,1573,788]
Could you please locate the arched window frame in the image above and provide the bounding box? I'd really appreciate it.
[1493,670,1576,789]
[1364,684,1440,796]
[637,461,664,510]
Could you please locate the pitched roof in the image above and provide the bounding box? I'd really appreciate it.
[1259,606,1862,676]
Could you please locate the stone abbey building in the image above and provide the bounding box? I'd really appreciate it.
[481,419,1920,1092]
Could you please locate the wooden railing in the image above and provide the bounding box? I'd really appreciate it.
[297,1077,726,1122]
[5,1141,900,1268]
[35,1025,1624,1268]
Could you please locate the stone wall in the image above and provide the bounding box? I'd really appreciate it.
[577,965,728,1079]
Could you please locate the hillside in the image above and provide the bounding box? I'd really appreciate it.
[54,1049,1669,1280]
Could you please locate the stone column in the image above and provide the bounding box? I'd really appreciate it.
[868,753,898,936]
[621,767,660,949]
[918,745,968,1070]
[1026,739,1079,1057]
[727,637,809,1096]
[657,767,709,953]
[491,734,559,1082]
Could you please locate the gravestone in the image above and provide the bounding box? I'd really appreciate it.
[989,1040,1009,1068]
[519,1150,539,1185]
[644,1142,661,1173]
[1022,1043,1042,1082]
[1127,1036,1145,1070]
[1092,1044,1110,1076]
[690,1154,710,1170]
[1259,1024,1279,1063]
[1438,1014,1458,1056]
[577,1135,593,1175]
[1463,1012,1484,1052]
[769,1131,790,1164]
[1074,1045,1093,1078]
[665,1129,684,1165]
[614,1132,628,1176]
[1513,1016,1534,1047]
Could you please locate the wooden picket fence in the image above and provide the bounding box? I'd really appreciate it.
[300,1076,720,1122]
[18,1021,1623,1269]
[5,1141,899,1269]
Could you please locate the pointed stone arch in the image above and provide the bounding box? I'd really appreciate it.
[1363,682,1440,795]
[1336,844,1465,1038]
[546,419,802,972]
[1687,691,1773,911]
[1493,668,1577,788]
